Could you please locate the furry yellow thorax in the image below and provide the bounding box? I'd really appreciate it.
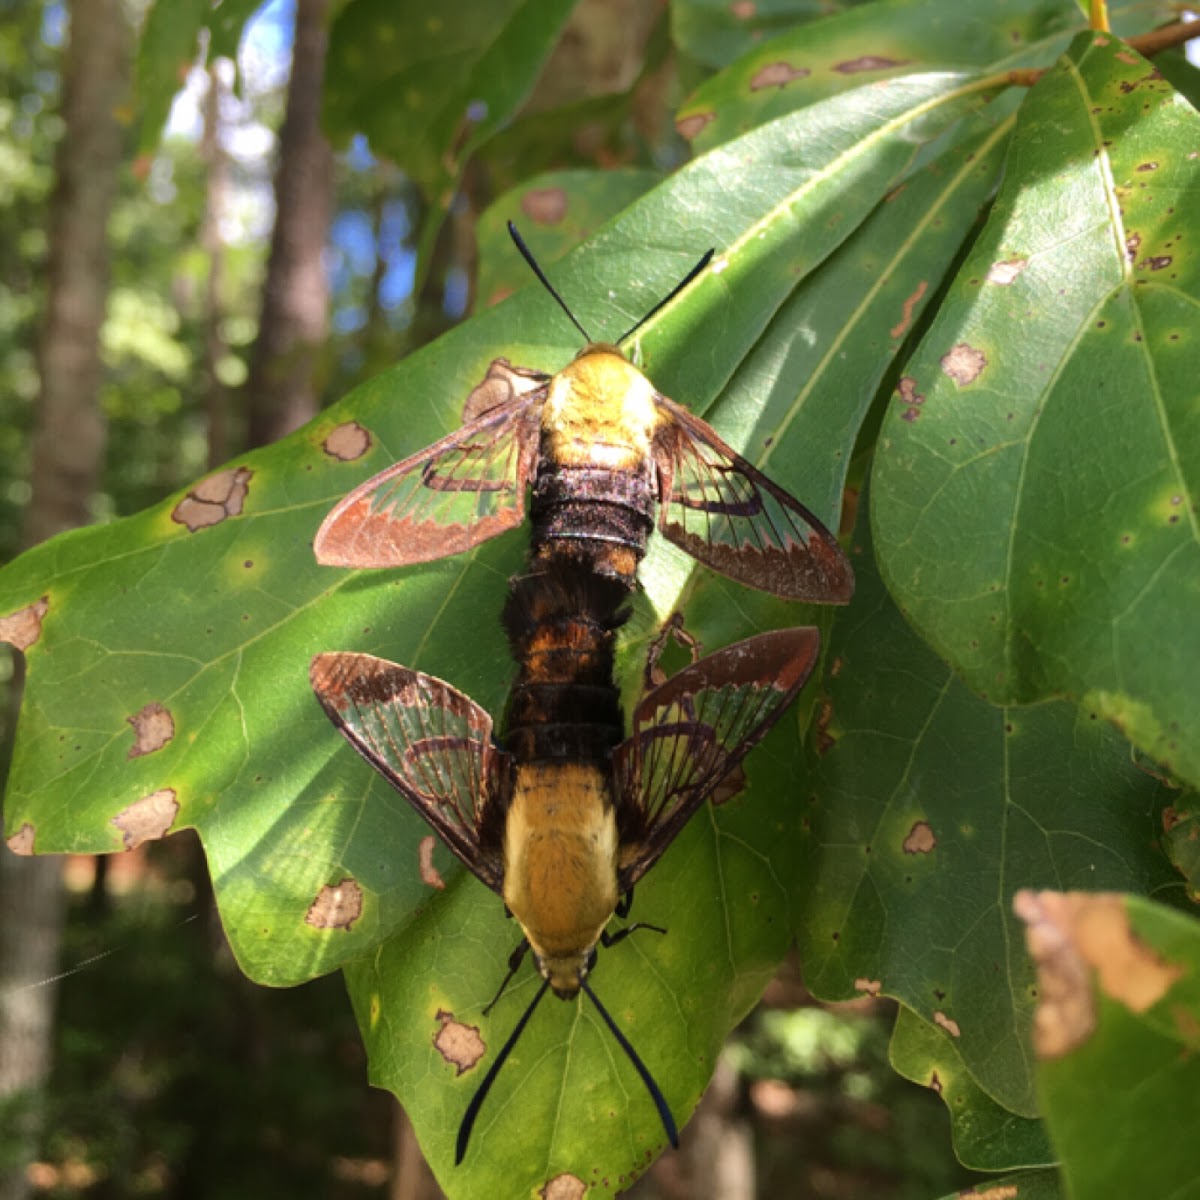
[540,345,659,472]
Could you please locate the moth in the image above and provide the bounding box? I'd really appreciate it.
[314,223,853,604]
[311,227,849,1161]
[310,623,820,1161]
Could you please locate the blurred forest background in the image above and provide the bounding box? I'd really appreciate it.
[0,0,1010,1196]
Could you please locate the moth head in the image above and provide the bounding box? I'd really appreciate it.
[536,946,595,1000]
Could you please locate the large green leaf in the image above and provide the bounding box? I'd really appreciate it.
[889,1005,1054,1171]
[1,71,999,1191]
[872,34,1200,787]
[798,506,1181,1120]
[670,0,861,71]
[674,0,1101,150]
[323,0,577,188]
[134,0,264,154]
[474,167,663,308]
[1017,891,1200,1199]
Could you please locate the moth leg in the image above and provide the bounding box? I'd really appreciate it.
[615,889,635,920]
[601,921,667,950]
[642,611,702,692]
[483,939,531,1015]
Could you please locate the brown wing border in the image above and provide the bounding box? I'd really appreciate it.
[314,388,544,568]
[310,651,508,893]
[613,626,821,891]
[651,394,853,603]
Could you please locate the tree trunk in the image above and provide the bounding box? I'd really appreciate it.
[0,1,130,1197]
[201,63,231,470]
[243,0,334,450]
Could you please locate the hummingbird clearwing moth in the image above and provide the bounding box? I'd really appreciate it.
[314,224,853,604]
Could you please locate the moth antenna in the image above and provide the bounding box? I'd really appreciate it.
[616,247,715,345]
[456,977,551,1165]
[507,221,593,344]
[582,980,680,1150]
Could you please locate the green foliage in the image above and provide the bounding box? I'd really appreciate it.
[873,34,1200,787]
[38,874,383,1197]
[134,0,263,154]
[4,1,1199,1195]
[324,0,577,190]
[1026,894,1200,1200]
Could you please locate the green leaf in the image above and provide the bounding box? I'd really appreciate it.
[889,1005,1055,1171]
[208,0,265,65]
[475,167,663,307]
[798,504,1180,1118]
[134,0,210,155]
[1016,891,1200,1199]
[134,0,265,154]
[674,0,1090,151]
[323,0,577,188]
[1162,791,1200,900]
[1,71,1008,1191]
[871,34,1200,787]
[671,0,857,71]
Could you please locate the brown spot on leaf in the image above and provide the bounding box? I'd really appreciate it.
[986,258,1027,285]
[1126,231,1141,261]
[418,835,446,890]
[111,789,179,850]
[933,1011,960,1038]
[540,1174,587,1200]
[903,821,937,855]
[6,823,36,856]
[928,1070,942,1094]
[730,0,755,17]
[522,188,568,225]
[855,978,882,996]
[1015,890,1183,1059]
[323,422,372,462]
[0,595,49,651]
[814,700,835,754]
[434,1010,485,1075]
[675,111,714,140]
[1136,161,1158,172]
[889,280,927,338]
[1115,49,1139,64]
[750,61,809,90]
[126,703,175,759]
[959,1188,1018,1200]
[1173,1005,1200,1043]
[1139,255,1172,271]
[940,343,987,386]
[305,878,364,930]
[834,55,907,74]
[171,466,253,531]
[897,377,924,405]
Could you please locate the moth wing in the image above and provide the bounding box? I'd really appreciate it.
[311,652,508,893]
[652,395,854,603]
[613,627,820,891]
[314,390,544,568]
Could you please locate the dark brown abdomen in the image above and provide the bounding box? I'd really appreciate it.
[529,461,655,591]
[500,565,629,766]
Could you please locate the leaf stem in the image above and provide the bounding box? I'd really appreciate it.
[979,17,1200,96]
[1127,19,1200,57]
